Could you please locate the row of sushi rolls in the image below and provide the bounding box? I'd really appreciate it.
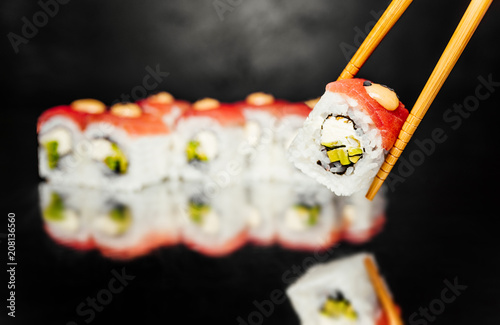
[38,78,408,325]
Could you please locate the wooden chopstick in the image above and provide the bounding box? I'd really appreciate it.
[366,0,493,200]
[338,0,413,80]
[364,257,403,325]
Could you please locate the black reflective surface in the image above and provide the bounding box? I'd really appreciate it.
[2,1,500,324]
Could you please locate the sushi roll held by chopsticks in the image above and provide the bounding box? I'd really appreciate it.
[288,79,409,196]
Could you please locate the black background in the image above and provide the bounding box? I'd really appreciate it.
[1,0,500,324]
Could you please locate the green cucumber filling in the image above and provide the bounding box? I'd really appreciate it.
[320,291,357,320]
[108,204,132,234]
[44,141,60,169]
[318,115,364,175]
[188,200,211,224]
[186,131,218,163]
[104,143,128,174]
[43,192,65,221]
[186,140,208,162]
[294,204,321,226]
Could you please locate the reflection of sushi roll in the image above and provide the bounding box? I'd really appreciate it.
[37,99,105,184]
[287,253,396,325]
[289,79,409,196]
[246,183,278,245]
[88,185,175,260]
[276,181,340,251]
[176,98,246,182]
[137,91,190,128]
[179,182,248,257]
[39,183,94,250]
[82,102,172,191]
[340,187,387,244]
[273,101,312,182]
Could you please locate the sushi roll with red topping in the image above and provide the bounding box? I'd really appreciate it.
[37,99,105,185]
[273,101,313,182]
[288,79,409,195]
[82,102,172,191]
[175,98,246,182]
[238,92,284,181]
[287,253,400,325]
[137,91,190,128]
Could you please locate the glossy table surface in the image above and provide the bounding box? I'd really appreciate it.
[2,108,500,325]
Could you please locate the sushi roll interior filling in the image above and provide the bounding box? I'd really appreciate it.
[39,127,73,169]
[93,204,132,236]
[188,198,220,234]
[319,291,358,321]
[43,192,80,233]
[285,203,321,230]
[186,131,218,163]
[319,115,364,175]
[90,138,128,174]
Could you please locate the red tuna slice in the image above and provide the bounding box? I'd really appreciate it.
[181,99,246,127]
[325,78,409,150]
[137,92,190,117]
[275,101,311,118]
[37,105,87,133]
[86,111,170,137]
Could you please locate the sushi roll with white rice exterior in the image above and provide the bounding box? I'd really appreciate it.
[175,98,246,183]
[288,79,409,196]
[38,99,106,185]
[82,102,172,191]
[287,253,397,325]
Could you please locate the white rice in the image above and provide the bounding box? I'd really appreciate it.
[81,121,172,191]
[175,116,246,185]
[286,253,382,325]
[288,91,385,196]
[38,116,86,185]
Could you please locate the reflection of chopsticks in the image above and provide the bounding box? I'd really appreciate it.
[338,0,413,80]
[363,0,492,200]
[364,257,403,325]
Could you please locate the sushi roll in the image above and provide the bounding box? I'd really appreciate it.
[339,187,387,244]
[275,181,341,251]
[175,98,246,183]
[37,99,106,185]
[287,253,399,325]
[273,101,313,182]
[82,102,172,191]
[39,183,94,251]
[137,91,190,128]
[288,79,409,196]
[238,92,283,182]
[179,181,248,257]
[88,184,176,260]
